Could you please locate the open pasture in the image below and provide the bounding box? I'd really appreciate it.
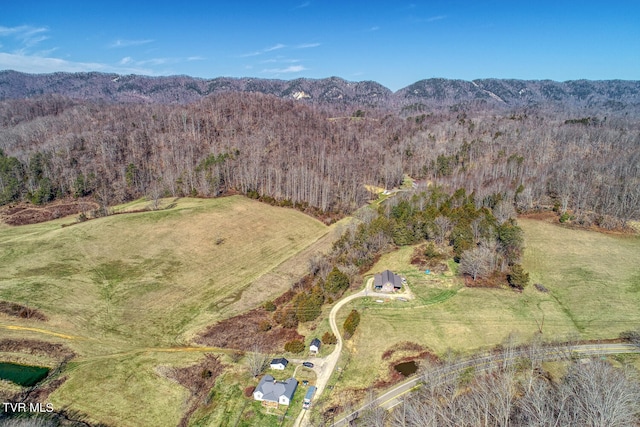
[0,196,329,426]
[333,218,640,392]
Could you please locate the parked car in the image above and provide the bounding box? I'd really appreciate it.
[303,362,314,368]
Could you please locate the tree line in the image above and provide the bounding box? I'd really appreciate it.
[258,185,527,347]
[0,93,638,227]
[362,355,640,427]
[322,336,640,427]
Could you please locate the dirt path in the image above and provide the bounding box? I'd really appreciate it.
[294,278,414,427]
[0,324,84,340]
[0,323,236,362]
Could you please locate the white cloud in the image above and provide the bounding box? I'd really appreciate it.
[187,56,205,61]
[368,26,380,32]
[23,35,49,48]
[0,52,152,75]
[137,57,171,66]
[239,43,286,57]
[264,43,286,52]
[296,43,320,49]
[0,25,50,53]
[260,57,301,65]
[0,25,185,76]
[109,39,154,48]
[262,65,306,73]
[293,1,310,9]
[0,25,47,38]
[427,15,446,22]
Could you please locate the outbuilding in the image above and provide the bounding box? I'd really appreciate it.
[269,358,289,370]
[309,338,321,354]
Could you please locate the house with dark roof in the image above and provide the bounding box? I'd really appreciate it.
[309,338,321,354]
[374,270,403,292]
[270,358,289,370]
[253,375,298,407]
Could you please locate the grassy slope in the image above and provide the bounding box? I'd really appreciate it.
[332,218,640,393]
[0,196,329,427]
[520,218,640,336]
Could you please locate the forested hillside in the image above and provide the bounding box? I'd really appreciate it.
[0,79,639,226]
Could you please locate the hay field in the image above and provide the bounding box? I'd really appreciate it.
[334,218,640,392]
[0,196,329,426]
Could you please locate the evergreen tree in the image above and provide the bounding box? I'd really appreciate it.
[507,264,530,290]
[343,309,361,339]
[325,267,350,295]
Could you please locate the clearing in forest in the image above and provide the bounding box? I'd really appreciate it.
[330,218,640,396]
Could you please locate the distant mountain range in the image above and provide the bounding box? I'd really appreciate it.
[1,70,639,113]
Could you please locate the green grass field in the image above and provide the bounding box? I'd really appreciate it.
[331,218,640,393]
[3,200,638,425]
[0,196,331,426]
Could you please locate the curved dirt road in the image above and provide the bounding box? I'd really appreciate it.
[294,279,414,427]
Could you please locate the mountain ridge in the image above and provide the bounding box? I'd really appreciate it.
[1,70,639,113]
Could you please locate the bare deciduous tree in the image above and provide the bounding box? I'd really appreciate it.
[564,360,640,427]
[493,200,517,225]
[392,348,640,427]
[433,215,453,245]
[459,244,494,280]
[246,344,269,377]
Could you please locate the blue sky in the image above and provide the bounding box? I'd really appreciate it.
[1,1,639,91]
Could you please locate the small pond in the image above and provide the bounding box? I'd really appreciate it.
[394,360,418,376]
[0,362,50,387]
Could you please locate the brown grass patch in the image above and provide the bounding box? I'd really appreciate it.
[0,198,99,226]
[20,377,68,405]
[374,349,439,390]
[410,244,449,271]
[519,211,558,222]
[0,301,47,321]
[464,272,509,288]
[0,339,75,360]
[520,211,637,235]
[164,354,225,427]
[196,308,304,352]
[381,341,425,360]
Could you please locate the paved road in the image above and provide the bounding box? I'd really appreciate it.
[330,342,640,426]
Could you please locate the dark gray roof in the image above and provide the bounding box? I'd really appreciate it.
[255,375,298,403]
[374,270,402,289]
[270,357,289,366]
[310,338,321,348]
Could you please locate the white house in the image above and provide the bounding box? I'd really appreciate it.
[253,375,298,407]
[269,357,288,370]
[310,338,321,354]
